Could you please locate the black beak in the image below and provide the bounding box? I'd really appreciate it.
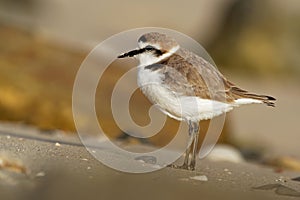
[117,46,164,58]
[118,49,143,58]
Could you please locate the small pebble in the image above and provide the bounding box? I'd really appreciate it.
[81,158,88,161]
[36,171,46,177]
[190,175,208,182]
[87,166,91,170]
[55,142,61,147]
[151,164,161,169]
[275,176,287,183]
[134,156,157,164]
[6,135,11,139]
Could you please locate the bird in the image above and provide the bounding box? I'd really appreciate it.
[117,32,276,170]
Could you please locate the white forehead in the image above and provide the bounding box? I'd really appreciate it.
[138,41,162,49]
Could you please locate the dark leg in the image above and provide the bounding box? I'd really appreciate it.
[168,121,199,170]
[189,122,200,170]
[182,145,192,167]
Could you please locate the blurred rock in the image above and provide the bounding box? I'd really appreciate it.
[207,144,244,163]
[267,156,300,172]
[208,0,300,77]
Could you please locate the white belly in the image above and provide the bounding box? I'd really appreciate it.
[137,67,234,122]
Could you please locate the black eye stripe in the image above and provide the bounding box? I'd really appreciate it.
[144,45,164,56]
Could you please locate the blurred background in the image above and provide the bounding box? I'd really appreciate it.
[0,0,299,169]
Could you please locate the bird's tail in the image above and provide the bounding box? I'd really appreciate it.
[230,86,276,107]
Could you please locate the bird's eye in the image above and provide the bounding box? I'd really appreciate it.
[145,45,155,51]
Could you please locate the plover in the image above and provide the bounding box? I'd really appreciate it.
[118,32,276,170]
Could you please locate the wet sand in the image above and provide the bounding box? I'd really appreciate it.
[0,123,299,200]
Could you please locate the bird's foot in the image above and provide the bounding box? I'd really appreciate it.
[167,163,195,171]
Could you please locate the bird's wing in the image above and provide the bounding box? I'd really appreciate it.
[156,48,235,103]
[155,48,276,106]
